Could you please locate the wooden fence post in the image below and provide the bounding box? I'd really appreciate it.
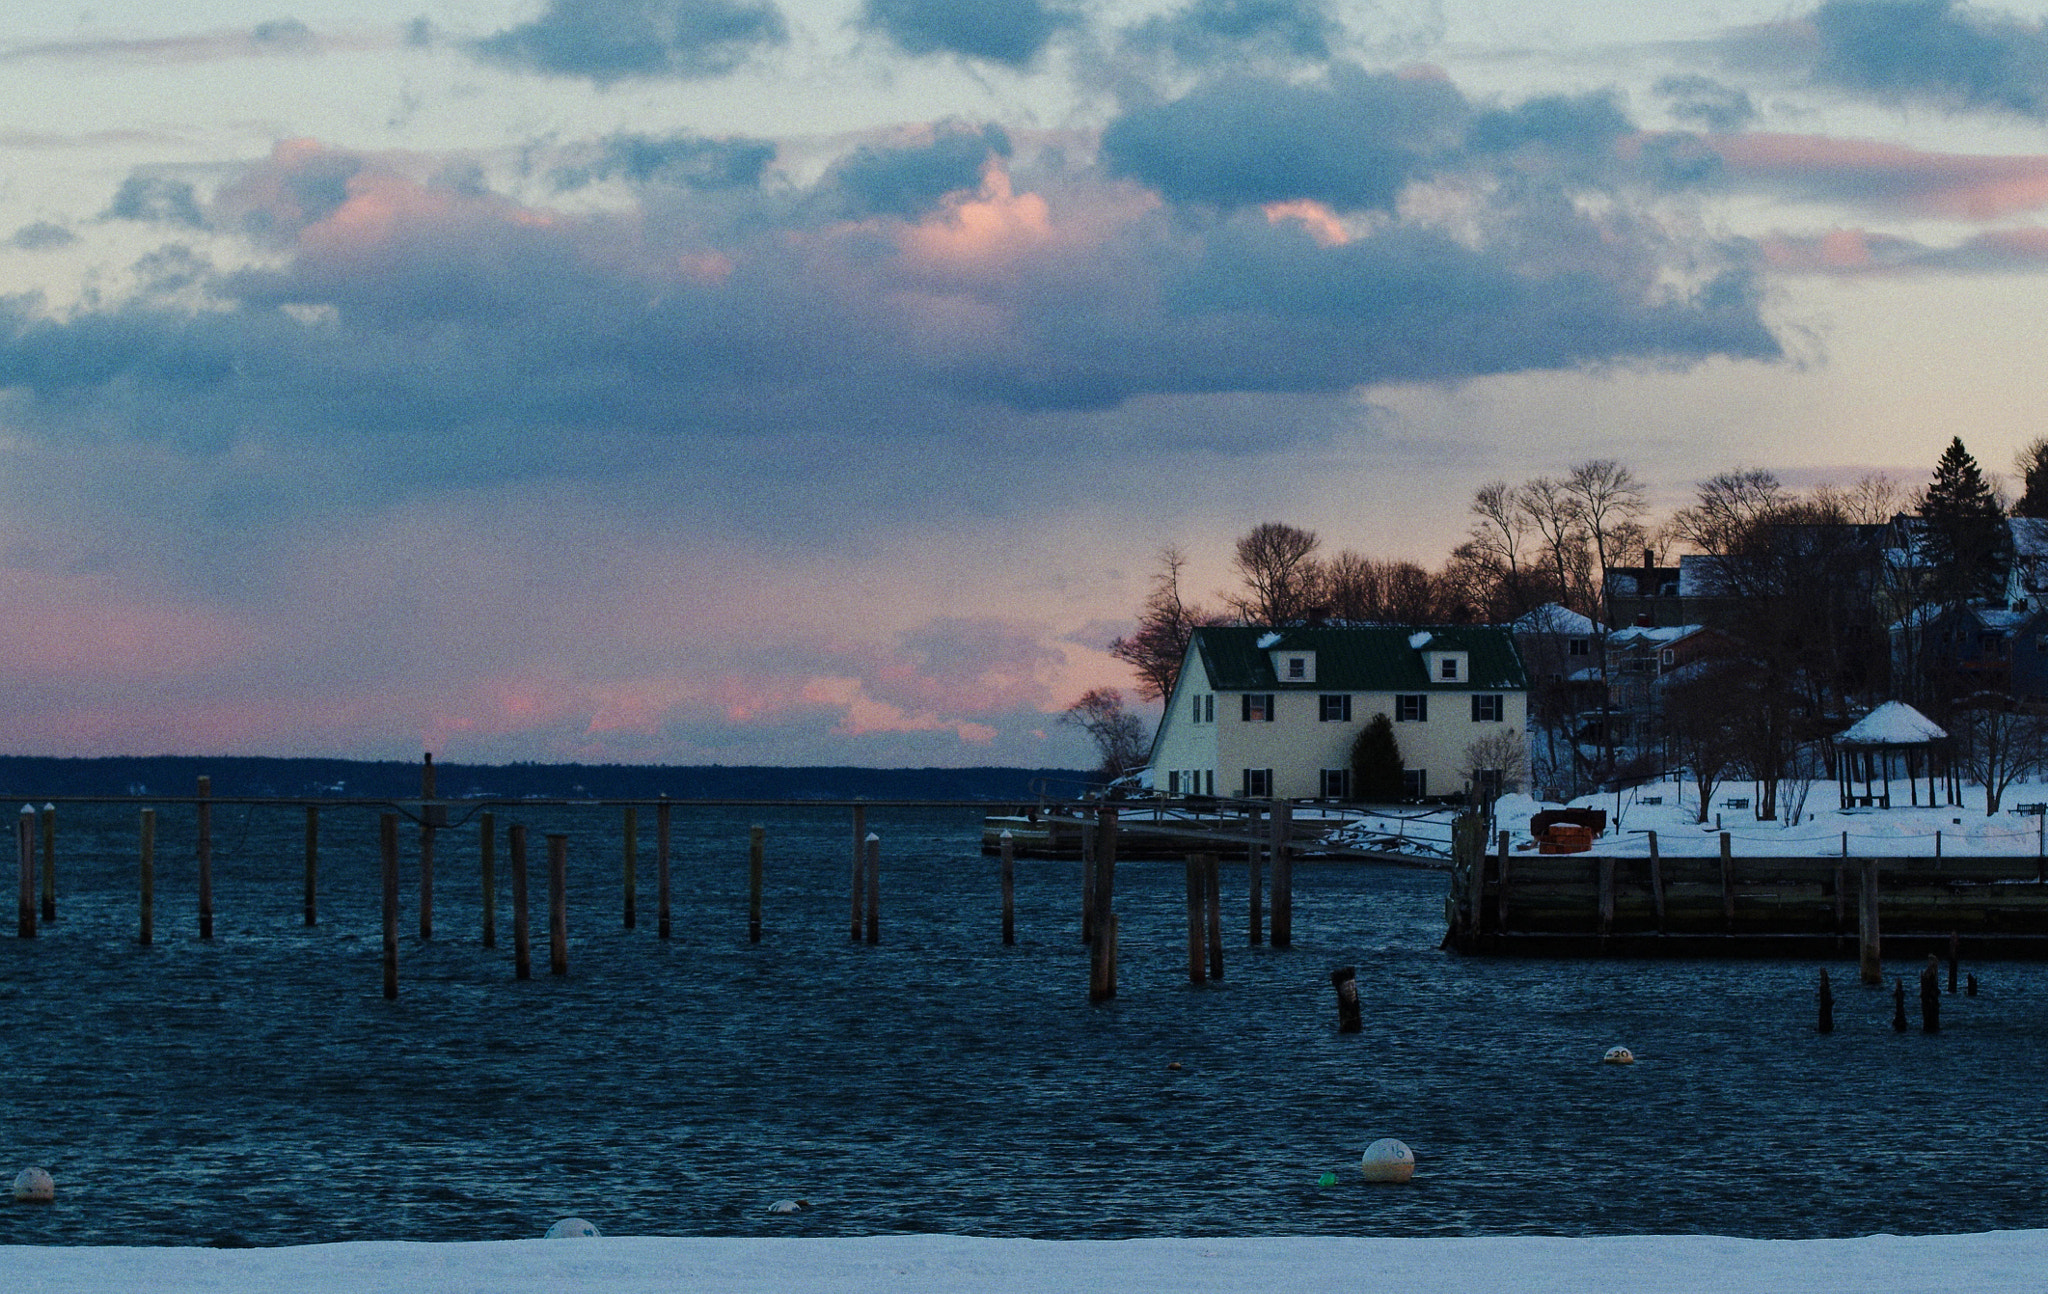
[38,804,53,923]
[380,813,398,1000]
[1000,830,1015,946]
[548,833,568,976]
[304,804,319,927]
[139,808,155,946]
[197,776,213,941]
[749,824,765,945]
[622,806,638,930]
[510,824,530,980]
[657,795,672,941]
[15,805,31,939]
[479,812,496,948]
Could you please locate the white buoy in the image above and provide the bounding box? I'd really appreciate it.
[544,1217,600,1238]
[12,1167,54,1203]
[1359,1138,1415,1183]
[768,1199,808,1214]
[1603,1045,1635,1065]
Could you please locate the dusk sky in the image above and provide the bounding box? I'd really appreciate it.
[0,0,2044,767]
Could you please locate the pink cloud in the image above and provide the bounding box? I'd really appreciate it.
[1712,133,2048,220]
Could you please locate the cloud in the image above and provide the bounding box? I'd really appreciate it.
[1121,0,1343,67]
[828,122,1012,219]
[1760,223,2048,273]
[103,175,205,227]
[475,0,788,83]
[1727,0,2048,117]
[7,222,74,251]
[1710,132,2048,218]
[1655,74,1758,132]
[1101,65,1467,209]
[860,0,1076,67]
[1467,91,1632,159]
[552,132,777,191]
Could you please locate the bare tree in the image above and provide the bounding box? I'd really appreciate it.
[1228,522,1322,626]
[1061,688,1152,783]
[1951,696,2048,815]
[1109,546,1222,701]
[1563,459,1648,626]
[1518,476,1592,617]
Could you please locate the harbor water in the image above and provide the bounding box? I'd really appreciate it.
[2,800,2045,1247]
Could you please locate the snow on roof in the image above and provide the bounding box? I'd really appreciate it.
[2013,516,2048,559]
[1255,631,1282,649]
[1512,603,1597,635]
[1408,630,1432,649]
[1676,554,1736,598]
[1838,700,1947,746]
[1609,624,1703,646]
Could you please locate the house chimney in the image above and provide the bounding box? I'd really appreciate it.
[1635,614,1652,627]
[1643,547,1653,568]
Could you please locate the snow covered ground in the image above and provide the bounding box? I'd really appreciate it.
[8,1231,2048,1292]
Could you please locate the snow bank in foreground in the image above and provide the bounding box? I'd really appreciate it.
[8,1232,2048,1294]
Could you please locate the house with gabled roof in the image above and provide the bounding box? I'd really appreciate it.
[1145,625,1530,802]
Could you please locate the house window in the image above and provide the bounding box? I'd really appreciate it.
[1319,694,1351,722]
[1321,768,1350,800]
[1242,693,1275,722]
[1396,694,1427,722]
[1286,656,1307,679]
[1203,695,1214,722]
[1168,771,1181,795]
[1204,770,1214,796]
[1402,769,1427,800]
[1471,694,1504,722]
[1244,768,1273,798]
[1192,693,1203,722]
[1659,647,1675,667]
[1568,638,1590,656]
[1439,657,1460,681]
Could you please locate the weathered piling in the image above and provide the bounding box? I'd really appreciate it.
[547,832,568,976]
[1079,821,1096,944]
[303,805,319,927]
[380,813,398,1000]
[479,812,497,948]
[1202,854,1223,981]
[1892,976,1907,1031]
[1646,830,1665,932]
[197,776,213,941]
[138,808,155,946]
[1330,966,1362,1033]
[1719,832,1734,926]
[656,796,672,940]
[1269,800,1293,949]
[1088,806,1118,1003]
[850,803,866,943]
[1000,830,1015,946]
[1920,954,1940,1033]
[864,832,880,945]
[622,807,638,930]
[748,824,765,945]
[418,754,436,941]
[1246,805,1263,946]
[1183,857,1204,985]
[510,824,531,980]
[1858,861,1882,985]
[15,804,31,939]
[39,804,53,923]
[1817,968,1834,1034]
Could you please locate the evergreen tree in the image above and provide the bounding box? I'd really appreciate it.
[2014,437,2048,519]
[1918,437,2011,606]
[1351,714,1405,801]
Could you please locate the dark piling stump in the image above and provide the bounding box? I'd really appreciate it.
[1817,968,1834,1034]
[1203,854,1223,982]
[1967,973,1978,996]
[1892,977,1907,1032]
[547,832,568,976]
[1921,954,1940,1033]
[1331,966,1362,1033]
[1088,806,1118,1003]
[622,807,638,930]
[138,808,155,946]
[510,824,531,980]
[197,776,213,941]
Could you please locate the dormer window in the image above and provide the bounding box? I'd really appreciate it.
[1269,650,1316,683]
[1287,657,1307,679]
[1422,649,1468,683]
[1439,657,1460,681]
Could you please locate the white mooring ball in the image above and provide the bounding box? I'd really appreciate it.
[12,1167,54,1203]
[1360,1138,1416,1183]
[1603,1045,1635,1065]
[544,1217,601,1239]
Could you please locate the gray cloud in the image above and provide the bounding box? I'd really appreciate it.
[1101,65,1467,209]
[860,0,1076,67]
[1655,74,1758,131]
[1121,0,1343,66]
[1467,91,1632,158]
[476,0,788,83]
[553,132,776,191]
[1731,0,2048,117]
[103,175,205,227]
[7,222,75,250]
[829,122,1010,218]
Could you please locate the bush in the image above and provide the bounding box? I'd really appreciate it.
[1352,714,1405,800]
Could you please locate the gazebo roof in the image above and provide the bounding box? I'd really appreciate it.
[1837,701,1947,747]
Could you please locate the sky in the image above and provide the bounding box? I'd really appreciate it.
[1,0,2047,767]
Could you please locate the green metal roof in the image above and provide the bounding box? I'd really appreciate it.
[1190,625,1529,692]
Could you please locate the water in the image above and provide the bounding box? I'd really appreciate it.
[1,800,2045,1247]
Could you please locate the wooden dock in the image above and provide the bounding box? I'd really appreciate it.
[1445,819,2048,957]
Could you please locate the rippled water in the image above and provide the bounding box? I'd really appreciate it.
[2,799,2045,1247]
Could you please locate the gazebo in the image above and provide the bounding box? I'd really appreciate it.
[1833,701,1953,809]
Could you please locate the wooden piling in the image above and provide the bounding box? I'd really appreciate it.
[656,796,672,941]
[197,776,213,941]
[1920,954,1940,1033]
[419,756,436,941]
[1646,831,1665,932]
[1269,800,1293,949]
[1246,805,1263,947]
[1183,857,1204,985]
[1000,830,1015,946]
[748,824,765,945]
[15,805,31,939]
[1948,930,1958,994]
[380,813,398,1000]
[1088,806,1118,1002]
[547,832,568,976]
[1597,857,1615,936]
[1718,831,1734,926]
[1203,854,1223,982]
[1858,860,1881,985]
[1330,966,1362,1033]
[479,812,496,948]
[864,832,879,945]
[622,807,638,930]
[851,803,867,943]
[38,805,53,923]
[510,823,531,980]
[303,805,319,927]
[1817,968,1834,1034]
[139,808,155,946]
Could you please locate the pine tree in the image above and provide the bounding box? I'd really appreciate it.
[2014,438,2048,519]
[1918,437,2010,606]
[1351,714,1405,801]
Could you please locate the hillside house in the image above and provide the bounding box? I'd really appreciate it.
[1146,625,1529,802]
